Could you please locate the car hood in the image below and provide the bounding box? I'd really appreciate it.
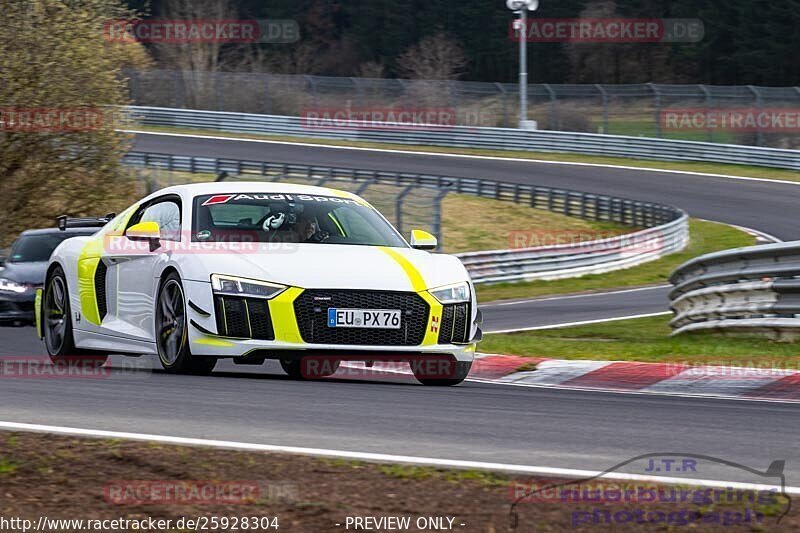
[0,261,47,285]
[178,243,468,292]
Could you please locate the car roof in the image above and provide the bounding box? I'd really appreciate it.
[152,181,363,200]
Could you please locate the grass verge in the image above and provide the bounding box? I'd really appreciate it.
[479,314,800,367]
[134,124,800,183]
[441,195,630,253]
[0,431,793,531]
[475,219,755,303]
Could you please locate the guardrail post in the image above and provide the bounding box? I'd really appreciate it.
[396,185,416,236]
[495,82,509,127]
[263,73,270,115]
[699,84,713,142]
[432,188,449,248]
[747,85,764,147]
[596,84,609,134]
[129,70,139,104]
[543,84,557,129]
[649,83,662,138]
[306,75,318,107]
[172,70,184,109]
[214,71,222,111]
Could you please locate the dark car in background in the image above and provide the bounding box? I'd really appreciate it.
[0,227,97,325]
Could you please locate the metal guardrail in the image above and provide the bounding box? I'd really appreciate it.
[123,151,688,284]
[127,70,800,147]
[128,106,800,171]
[669,241,800,338]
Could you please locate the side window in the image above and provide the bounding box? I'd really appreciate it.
[130,199,182,241]
[333,207,383,242]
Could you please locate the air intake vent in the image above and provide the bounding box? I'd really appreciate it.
[94,261,108,321]
[214,296,275,340]
[438,303,470,344]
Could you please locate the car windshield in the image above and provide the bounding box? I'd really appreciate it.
[7,233,85,263]
[192,193,408,247]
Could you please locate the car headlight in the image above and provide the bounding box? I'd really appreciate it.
[211,274,287,299]
[429,281,470,304]
[0,278,27,294]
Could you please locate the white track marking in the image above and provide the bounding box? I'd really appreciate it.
[480,285,670,308]
[706,221,782,244]
[0,420,796,493]
[484,311,672,334]
[126,129,800,187]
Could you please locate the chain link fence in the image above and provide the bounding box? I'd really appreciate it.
[126,69,800,148]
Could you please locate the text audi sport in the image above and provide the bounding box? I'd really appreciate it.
[36,182,480,385]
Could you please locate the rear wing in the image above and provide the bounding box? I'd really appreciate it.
[56,213,116,231]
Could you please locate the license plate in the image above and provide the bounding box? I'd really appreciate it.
[327,308,402,329]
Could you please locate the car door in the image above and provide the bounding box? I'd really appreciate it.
[102,195,183,342]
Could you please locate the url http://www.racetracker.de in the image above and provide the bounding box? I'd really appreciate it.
[0,515,282,532]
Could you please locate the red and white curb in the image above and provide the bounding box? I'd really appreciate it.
[494,357,800,402]
[341,355,800,402]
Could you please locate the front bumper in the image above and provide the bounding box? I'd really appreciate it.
[190,335,477,362]
[184,280,478,362]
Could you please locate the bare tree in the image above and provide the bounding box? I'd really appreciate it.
[396,33,468,80]
[356,61,387,78]
[152,0,246,108]
[566,0,674,84]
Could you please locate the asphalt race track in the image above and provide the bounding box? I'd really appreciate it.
[1,326,800,484]
[0,132,798,486]
[134,132,798,238]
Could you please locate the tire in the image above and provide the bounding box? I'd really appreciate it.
[43,265,108,366]
[155,272,217,375]
[413,360,472,386]
[280,357,340,379]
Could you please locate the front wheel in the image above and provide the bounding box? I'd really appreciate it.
[43,266,108,366]
[155,272,217,375]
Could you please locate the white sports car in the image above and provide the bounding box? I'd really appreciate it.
[36,182,480,385]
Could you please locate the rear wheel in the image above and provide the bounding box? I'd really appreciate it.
[413,360,472,386]
[280,357,340,379]
[155,272,216,375]
[43,266,108,366]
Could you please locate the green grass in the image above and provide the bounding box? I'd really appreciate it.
[605,119,739,144]
[478,314,800,366]
[0,458,19,475]
[378,464,509,487]
[441,195,630,253]
[136,124,800,182]
[475,219,755,303]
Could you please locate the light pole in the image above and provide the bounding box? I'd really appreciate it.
[507,0,539,129]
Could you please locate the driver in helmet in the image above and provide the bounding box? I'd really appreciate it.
[262,203,328,243]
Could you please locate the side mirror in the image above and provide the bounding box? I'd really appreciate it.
[126,221,161,251]
[410,229,437,251]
